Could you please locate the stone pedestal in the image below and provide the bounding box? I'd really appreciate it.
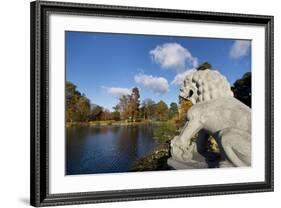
[167,158,208,170]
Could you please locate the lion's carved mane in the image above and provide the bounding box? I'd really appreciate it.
[180,69,233,104]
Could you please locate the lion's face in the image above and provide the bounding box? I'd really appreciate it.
[180,79,198,104]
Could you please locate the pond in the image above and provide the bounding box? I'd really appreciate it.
[66,124,160,175]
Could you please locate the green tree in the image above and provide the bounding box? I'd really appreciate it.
[231,72,251,107]
[169,102,178,119]
[196,62,212,71]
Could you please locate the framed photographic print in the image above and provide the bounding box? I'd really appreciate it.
[30,0,274,207]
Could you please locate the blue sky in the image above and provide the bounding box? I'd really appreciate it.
[66,31,251,110]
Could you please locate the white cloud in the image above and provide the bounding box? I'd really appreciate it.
[103,87,131,97]
[150,43,198,72]
[230,40,251,59]
[171,69,195,85]
[134,73,169,94]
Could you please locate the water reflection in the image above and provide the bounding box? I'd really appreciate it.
[66,124,159,175]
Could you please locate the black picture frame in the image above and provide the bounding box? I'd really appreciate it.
[30,0,274,207]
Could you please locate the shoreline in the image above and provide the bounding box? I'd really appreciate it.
[66,120,155,128]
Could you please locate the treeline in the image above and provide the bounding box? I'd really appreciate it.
[66,81,190,124]
[66,61,251,124]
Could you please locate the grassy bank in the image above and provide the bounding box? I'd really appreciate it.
[66,120,152,128]
[130,142,172,172]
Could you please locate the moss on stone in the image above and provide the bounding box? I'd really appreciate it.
[130,143,172,172]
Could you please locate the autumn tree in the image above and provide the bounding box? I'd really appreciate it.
[140,98,156,120]
[155,100,169,121]
[100,109,113,120]
[129,87,140,121]
[66,81,78,122]
[118,95,130,120]
[89,104,103,121]
[117,87,140,122]
[176,99,193,127]
[113,104,121,121]
[66,81,91,122]
[77,94,91,121]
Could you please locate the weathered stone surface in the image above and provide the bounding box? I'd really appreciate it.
[169,69,251,168]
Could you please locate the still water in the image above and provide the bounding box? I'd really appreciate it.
[66,124,159,175]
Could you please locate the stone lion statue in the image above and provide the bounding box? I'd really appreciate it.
[169,69,251,168]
